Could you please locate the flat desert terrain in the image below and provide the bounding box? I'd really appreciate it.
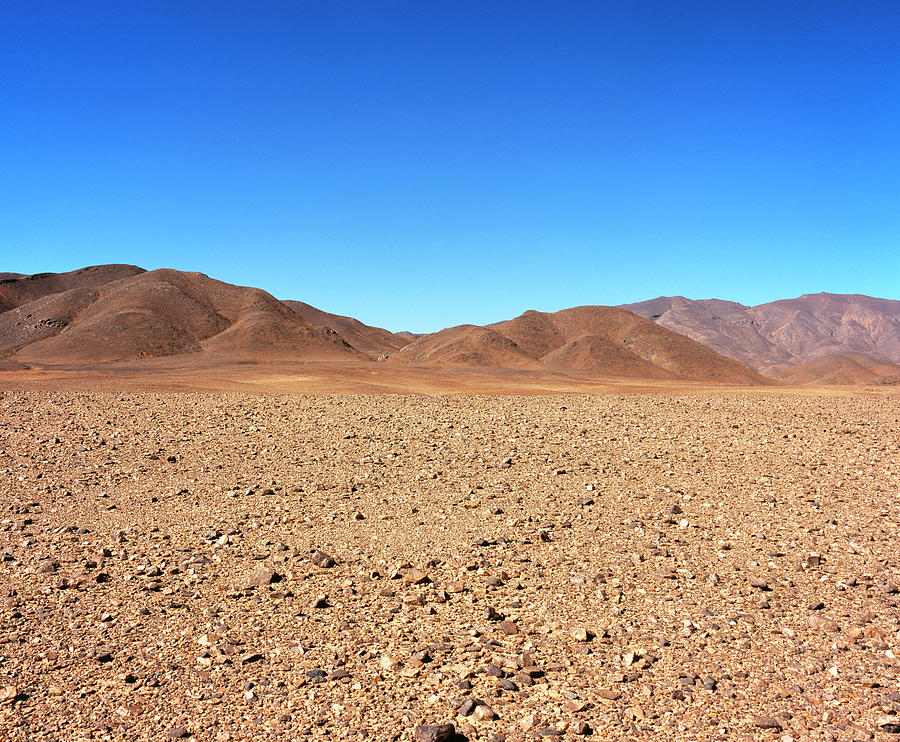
[2,388,899,741]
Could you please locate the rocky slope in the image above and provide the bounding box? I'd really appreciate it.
[1,269,361,364]
[393,306,768,384]
[283,301,411,359]
[622,293,900,378]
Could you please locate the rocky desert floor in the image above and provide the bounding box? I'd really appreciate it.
[1,389,899,741]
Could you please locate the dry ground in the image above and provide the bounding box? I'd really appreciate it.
[1,388,899,741]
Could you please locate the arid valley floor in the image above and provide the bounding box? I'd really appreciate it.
[1,387,899,741]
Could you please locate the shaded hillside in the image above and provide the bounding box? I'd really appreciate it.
[283,300,410,358]
[393,305,768,384]
[3,269,363,364]
[0,264,145,314]
[391,325,542,368]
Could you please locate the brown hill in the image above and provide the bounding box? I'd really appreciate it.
[777,352,900,385]
[393,305,767,383]
[283,300,410,358]
[0,264,145,314]
[3,269,363,365]
[623,293,900,379]
[392,325,542,368]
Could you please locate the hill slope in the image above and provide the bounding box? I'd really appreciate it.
[622,293,900,377]
[393,305,767,383]
[777,352,900,385]
[0,264,145,314]
[283,301,410,358]
[2,269,363,364]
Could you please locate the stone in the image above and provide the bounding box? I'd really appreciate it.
[754,716,782,730]
[310,549,335,567]
[473,703,496,721]
[167,729,190,739]
[414,723,457,742]
[499,620,518,635]
[0,686,18,706]
[808,615,840,633]
[245,565,278,588]
[877,716,900,734]
[571,627,592,642]
[404,568,430,584]
[380,654,400,672]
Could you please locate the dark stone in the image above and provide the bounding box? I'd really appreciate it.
[311,550,336,568]
[754,716,782,730]
[414,723,458,742]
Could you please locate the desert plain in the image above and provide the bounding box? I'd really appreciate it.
[1,382,899,742]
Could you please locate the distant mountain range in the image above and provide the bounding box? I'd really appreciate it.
[622,293,900,383]
[1,265,897,385]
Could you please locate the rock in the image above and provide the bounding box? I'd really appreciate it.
[380,654,400,672]
[310,550,335,567]
[414,723,457,742]
[166,728,189,739]
[749,576,769,590]
[484,606,503,621]
[458,698,477,716]
[571,627,592,642]
[878,716,900,734]
[473,704,496,721]
[404,568,430,585]
[0,686,18,705]
[808,615,840,633]
[754,716,782,730]
[245,565,278,588]
[499,620,518,635]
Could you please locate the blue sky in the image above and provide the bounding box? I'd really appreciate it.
[1,1,898,332]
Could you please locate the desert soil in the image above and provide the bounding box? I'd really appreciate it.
[1,389,899,741]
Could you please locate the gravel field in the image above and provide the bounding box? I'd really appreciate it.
[1,390,899,741]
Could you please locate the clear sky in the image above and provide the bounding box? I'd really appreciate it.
[1,1,898,332]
